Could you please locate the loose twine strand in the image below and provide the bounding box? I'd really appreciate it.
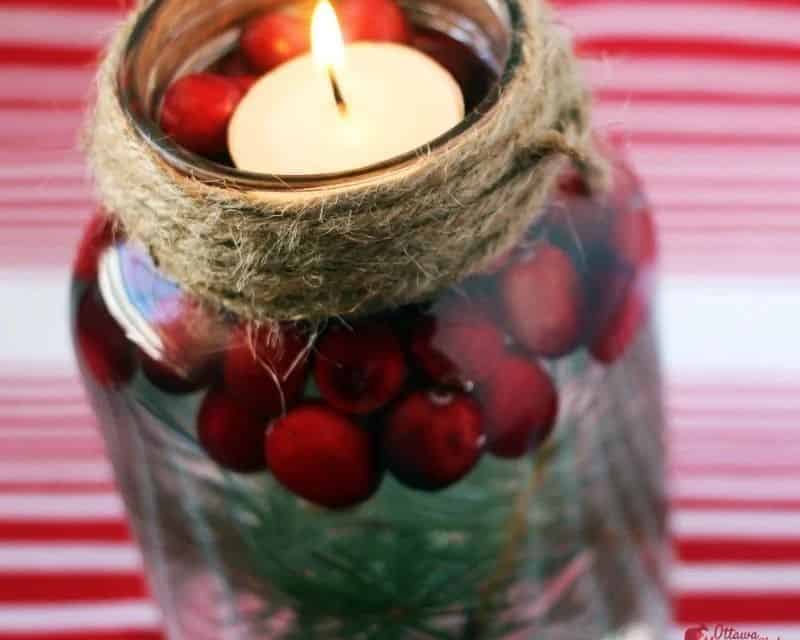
[86,0,606,324]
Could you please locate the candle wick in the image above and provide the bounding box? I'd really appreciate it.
[327,67,348,116]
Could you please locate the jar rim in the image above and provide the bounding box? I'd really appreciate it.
[118,0,524,191]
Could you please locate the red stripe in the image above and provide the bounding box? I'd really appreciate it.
[0,573,149,604]
[674,594,800,623]
[0,633,161,640]
[0,520,130,542]
[596,88,800,108]
[577,36,800,63]
[0,45,101,67]
[675,538,800,564]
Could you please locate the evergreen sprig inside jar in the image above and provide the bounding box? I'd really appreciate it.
[72,0,668,636]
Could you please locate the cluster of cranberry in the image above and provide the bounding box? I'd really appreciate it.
[74,157,655,511]
[75,0,655,510]
[158,0,489,161]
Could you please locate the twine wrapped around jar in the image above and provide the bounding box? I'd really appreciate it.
[86,0,605,323]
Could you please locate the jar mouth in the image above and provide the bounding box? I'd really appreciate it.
[118,0,523,191]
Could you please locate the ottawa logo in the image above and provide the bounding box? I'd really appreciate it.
[685,626,711,640]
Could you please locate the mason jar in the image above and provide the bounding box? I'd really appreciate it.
[71,0,669,637]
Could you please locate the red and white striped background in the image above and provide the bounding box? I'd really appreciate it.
[1,0,799,638]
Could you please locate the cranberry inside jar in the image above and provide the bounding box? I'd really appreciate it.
[71,0,668,636]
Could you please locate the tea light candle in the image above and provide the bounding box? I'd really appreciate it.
[228,0,465,175]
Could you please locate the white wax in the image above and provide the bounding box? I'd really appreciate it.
[228,42,465,175]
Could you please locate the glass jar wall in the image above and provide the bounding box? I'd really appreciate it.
[71,0,668,637]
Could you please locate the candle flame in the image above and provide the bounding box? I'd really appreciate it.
[311,0,345,71]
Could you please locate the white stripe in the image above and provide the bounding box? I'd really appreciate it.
[671,475,800,501]
[586,57,800,98]
[0,427,97,439]
[0,405,92,419]
[650,187,800,208]
[0,601,159,632]
[659,276,800,376]
[562,2,800,45]
[672,509,800,538]
[594,101,800,137]
[0,543,140,571]
[0,67,95,104]
[671,414,800,430]
[0,204,94,224]
[0,462,110,483]
[0,184,92,203]
[0,268,74,365]
[672,563,800,594]
[0,493,123,519]
[0,7,122,48]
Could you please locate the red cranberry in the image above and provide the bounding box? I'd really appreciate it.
[337,0,411,44]
[502,243,584,357]
[198,387,268,472]
[74,213,116,282]
[590,283,648,364]
[611,206,657,269]
[557,168,591,198]
[75,289,135,388]
[383,391,483,490]
[314,322,407,414]
[223,324,310,417]
[481,355,557,459]
[241,13,309,73]
[410,303,505,387]
[266,404,380,508]
[160,73,244,156]
[216,49,255,76]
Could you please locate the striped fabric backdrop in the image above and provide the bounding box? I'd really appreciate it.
[1,0,799,638]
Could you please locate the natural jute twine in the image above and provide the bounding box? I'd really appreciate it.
[87,0,605,323]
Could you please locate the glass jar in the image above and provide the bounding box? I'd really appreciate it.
[71,0,668,637]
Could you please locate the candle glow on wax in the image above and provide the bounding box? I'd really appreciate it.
[227,0,465,175]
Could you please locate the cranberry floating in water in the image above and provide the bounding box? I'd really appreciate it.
[410,303,505,387]
[383,390,484,491]
[241,13,310,73]
[336,0,411,44]
[74,213,116,282]
[590,281,648,364]
[198,387,269,473]
[160,73,245,156]
[611,206,657,269]
[502,243,584,358]
[223,324,310,417]
[75,289,135,388]
[481,355,557,459]
[314,322,407,415]
[266,404,380,509]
